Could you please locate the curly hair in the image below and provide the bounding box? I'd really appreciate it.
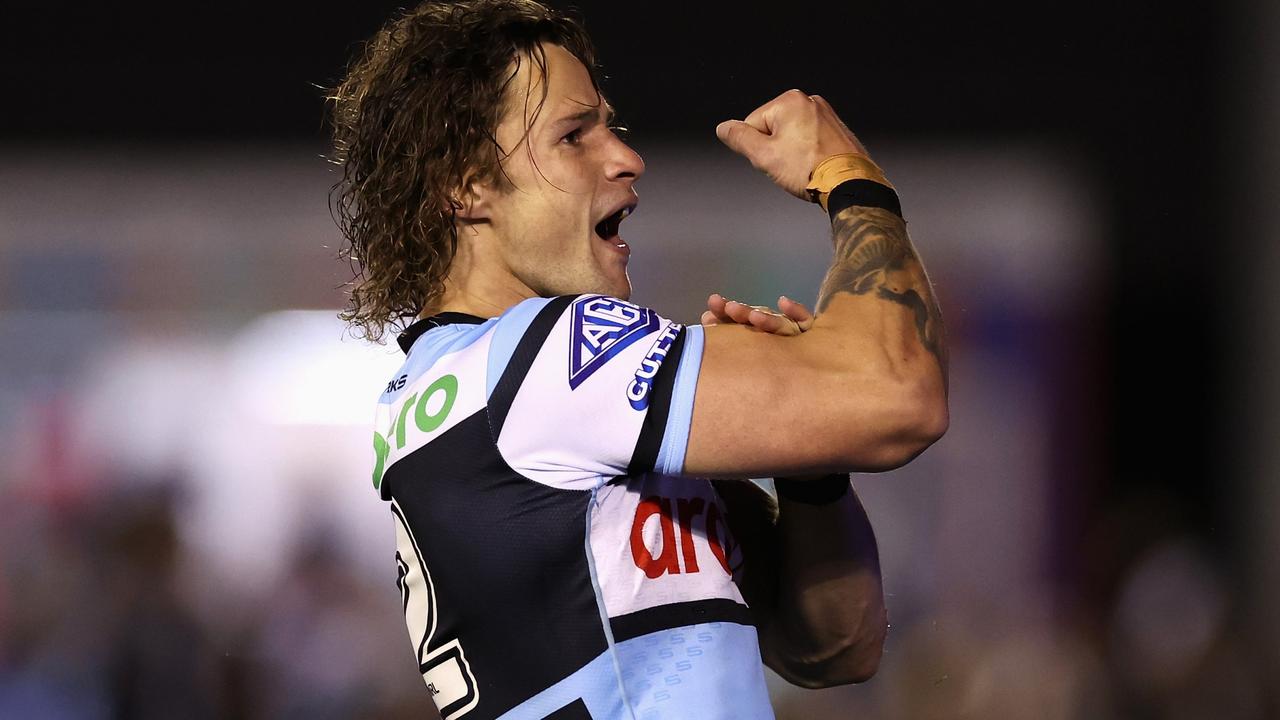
[328,0,602,342]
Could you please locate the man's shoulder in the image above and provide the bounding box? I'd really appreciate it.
[381,319,496,402]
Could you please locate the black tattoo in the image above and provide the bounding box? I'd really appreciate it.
[817,206,946,369]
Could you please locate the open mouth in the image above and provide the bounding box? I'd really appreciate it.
[594,204,635,242]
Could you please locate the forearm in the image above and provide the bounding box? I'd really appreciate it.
[761,477,886,686]
[814,203,948,392]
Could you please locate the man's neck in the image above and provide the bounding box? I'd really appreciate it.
[429,288,528,320]
[425,233,536,320]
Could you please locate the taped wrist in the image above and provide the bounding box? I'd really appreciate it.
[805,153,892,208]
[774,473,851,505]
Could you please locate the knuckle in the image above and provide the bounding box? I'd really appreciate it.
[775,89,807,107]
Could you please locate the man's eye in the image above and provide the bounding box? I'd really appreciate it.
[561,128,583,145]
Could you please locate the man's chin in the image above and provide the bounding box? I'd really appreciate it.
[580,264,631,300]
[542,275,630,301]
[606,272,632,301]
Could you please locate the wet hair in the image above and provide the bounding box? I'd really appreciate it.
[328,0,601,342]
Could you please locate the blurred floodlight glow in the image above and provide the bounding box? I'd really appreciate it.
[228,310,403,426]
[1111,538,1227,688]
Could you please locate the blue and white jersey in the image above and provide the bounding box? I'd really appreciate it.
[371,295,774,720]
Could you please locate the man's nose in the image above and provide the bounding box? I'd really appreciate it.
[604,135,645,182]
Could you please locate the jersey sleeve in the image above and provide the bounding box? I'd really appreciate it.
[485,294,705,489]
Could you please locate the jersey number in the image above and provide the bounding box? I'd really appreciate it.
[392,500,480,719]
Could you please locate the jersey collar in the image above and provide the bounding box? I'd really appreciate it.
[397,312,487,354]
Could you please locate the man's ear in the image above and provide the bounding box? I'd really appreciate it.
[451,171,491,221]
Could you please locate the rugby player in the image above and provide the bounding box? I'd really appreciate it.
[329,1,948,718]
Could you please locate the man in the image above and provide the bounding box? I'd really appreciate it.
[329,2,947,718]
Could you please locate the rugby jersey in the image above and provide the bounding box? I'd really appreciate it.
[371,294,774,720]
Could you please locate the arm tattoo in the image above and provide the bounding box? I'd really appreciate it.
[816,206,947,371]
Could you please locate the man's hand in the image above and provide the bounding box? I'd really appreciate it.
[715,89,870,199]
[700,293,815,337]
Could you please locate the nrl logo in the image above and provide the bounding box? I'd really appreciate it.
[569,295,659,389]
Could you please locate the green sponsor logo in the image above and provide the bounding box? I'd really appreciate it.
[373,373,459,490]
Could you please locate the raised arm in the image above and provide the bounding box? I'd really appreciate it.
[683,90,948,478]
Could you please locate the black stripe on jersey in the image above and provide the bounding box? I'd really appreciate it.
[488,295,578,438]
[609,598,755,643]
[384,409,607,718]
[544,698,592,719]
[626,325,688,475]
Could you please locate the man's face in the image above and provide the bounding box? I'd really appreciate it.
[477,43,645,300]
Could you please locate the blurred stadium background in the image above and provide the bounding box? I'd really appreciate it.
[1,1,1276,718]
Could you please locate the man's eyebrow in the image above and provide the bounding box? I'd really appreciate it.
[553,102,616,126]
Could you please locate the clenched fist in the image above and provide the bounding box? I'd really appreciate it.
[716,89,870,200]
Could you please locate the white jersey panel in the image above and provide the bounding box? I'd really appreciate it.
[373,328,495,494]
[496,295,686,490]
[590,474,745,619]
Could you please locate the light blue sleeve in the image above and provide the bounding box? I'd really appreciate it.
[654,324,704,476]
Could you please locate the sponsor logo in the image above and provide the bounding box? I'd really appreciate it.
[373,373,459,490]
[627,322,682,410]
[569,295,659,389]
[385,374,408,394]
[629,494,740,579]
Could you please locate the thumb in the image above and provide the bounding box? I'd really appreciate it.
[715,119,767,159]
